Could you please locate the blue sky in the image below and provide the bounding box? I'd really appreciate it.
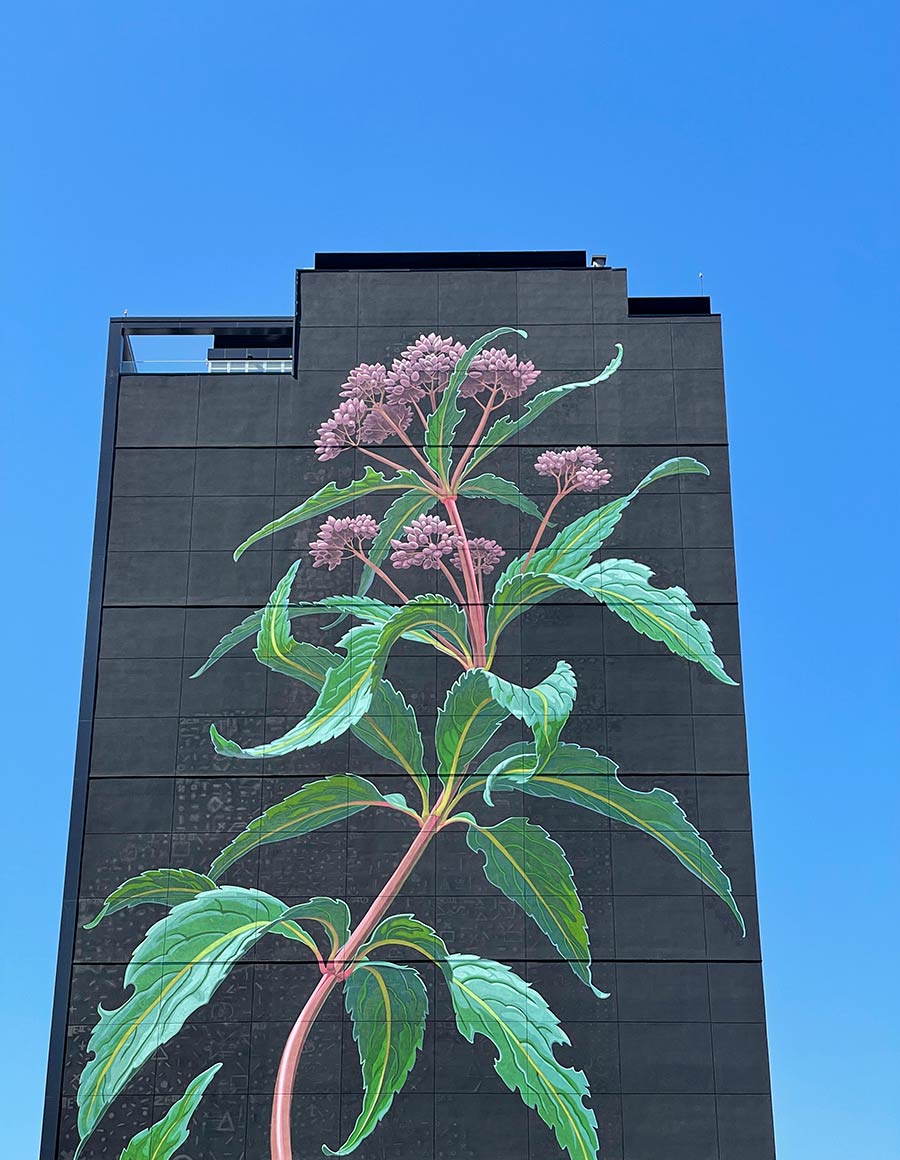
[3,2,898,1156]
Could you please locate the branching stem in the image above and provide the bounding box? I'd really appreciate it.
[438,558,469,607]
[352,549,410,603]
[440,494,486,667]
[450,386,499,487]
[270,811,442,1160]
[521,485,569,570]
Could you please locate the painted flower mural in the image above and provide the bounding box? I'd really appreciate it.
[75,328,743,1160]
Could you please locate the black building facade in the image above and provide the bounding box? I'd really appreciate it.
[43,252,776,1159]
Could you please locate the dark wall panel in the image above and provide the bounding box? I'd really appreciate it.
[44,264,774,1159]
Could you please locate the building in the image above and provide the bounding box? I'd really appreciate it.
[42,251,776,1159]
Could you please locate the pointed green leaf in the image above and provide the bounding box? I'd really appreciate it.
[356,914,450,966]
[212,593,469,759]
[278,897,353,957]
[489,742,744,932]
[84,869,216,929]
[465,818,605,997]
[443,955,599,1160]
[318,593,466,656]
[205,565,427,786]
[322,963,428,1156]
[457,473,546,521]
[464,343,623,476]
[366,592,471,664]
[209,776,410,879]
[76,886,297,1155]
[211,624,382,758]
[482,662,577,802]
[189,607,265,678]
[435,669,510,783]
[189,590,399,681]
[564,558,736,684]
[485,570,574,661]
[424,326,525,481]
[526,456,710,579]
[233,466,431,559]
[119,1064,221,1160]
[485,457,710,653]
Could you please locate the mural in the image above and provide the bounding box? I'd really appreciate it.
[76,328,743,1159]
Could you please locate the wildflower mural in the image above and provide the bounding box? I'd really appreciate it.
[75,328,742,1160]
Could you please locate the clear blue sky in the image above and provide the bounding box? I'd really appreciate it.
[3,2,898,1156]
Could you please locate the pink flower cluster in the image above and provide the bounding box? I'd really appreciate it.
[313,334,547,460]
[309,514,380,570]
[315,362,413,461]
[534,446,612,492]
[390,515,460,570]
[389,518,505,577]
[386,334,468,404]
[460,347,541,400]
[452,537,505,576]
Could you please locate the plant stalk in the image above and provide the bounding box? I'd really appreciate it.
[450,386,499,487]
[522,485,567,570]
[270,811,441,1160]
[440,494,486,666]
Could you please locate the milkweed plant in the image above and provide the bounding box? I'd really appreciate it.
[76,328,744,1160]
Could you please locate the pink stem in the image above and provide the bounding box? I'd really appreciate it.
[352,549,410,603]
[450,387,499,488]
[438,558,469,607]
[357,446,409,474]
[521,486,568,571]
[270,813,441,1160]
[441,494,485,667]
[371,403,442,482]
[411,399,429,432]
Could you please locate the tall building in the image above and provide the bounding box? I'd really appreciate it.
[42,252,775,1160]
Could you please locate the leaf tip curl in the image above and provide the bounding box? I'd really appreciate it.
[209,723,242,757]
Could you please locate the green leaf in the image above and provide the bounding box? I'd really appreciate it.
[366,592,471,663]
[355,487,439,600]
[209,777,409,879]
[435,669,510,784]
[322,963,428,1156]
[358,680,429,797]
[485,458,710,653]
[443,955,599,1160]
[233,466,431,559]
[84,869,216,929]
[211,595,469,759]
[204,566,428,787]
[529,456,710,579]
[489,742,745,933]
[464,344,623,476]
[563,559,737,684]
[482,662,578,802]
[76,887,297,1155]
[356,913,450,966]
[211,624,381,757]
[119,1064,221,1160]
[278,897,353,957]
[424,326,525,482]
[189,590,399,681]
[465,818,605,997]
[485,571,574,661]
[253,564,429,788]
[189,607,265,679]
[457,473,546,521]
